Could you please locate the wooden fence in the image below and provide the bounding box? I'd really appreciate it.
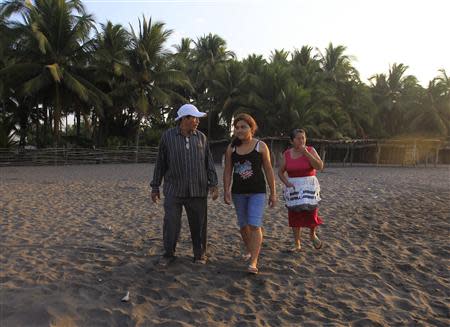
[210,138,447,167]
[0,138,448,167]
[318,139,444,167]
[0,146,158,166]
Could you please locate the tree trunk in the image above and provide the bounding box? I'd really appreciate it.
[54,85,61,146]
[18,103,28,147]
[91,111,98,147]
[135,113,141,163]
[49,107,53,134]
[98,109,108,147]
[42,100,47,146]
[76,107,81,140]
[35,117,40,147]
[82,112,91,135]
[206,101,212,138]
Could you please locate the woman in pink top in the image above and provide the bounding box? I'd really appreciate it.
[278,129,324,251]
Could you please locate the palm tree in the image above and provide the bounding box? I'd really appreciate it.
[239,52,333,138]
[193,33,235,89]
[94,22,131,80]
[172,37,194,68]
[370,63,422,137]
[291,46,322,89]
[192,33,235,137]
[242,54,266,92]
[0,0,111,145]
[270,49,290,65]
[242,60,313,136]
[126,16,192,146]
[341,82,378,138]
[433,69,450,135]
[409,70,450,136]
[168,37,197,120]
[92,21,131,145]
[0,114,17,148]
[435,69,450,97]
[316,43,362,137]
[319,43,359,84]
[210,60,249,136]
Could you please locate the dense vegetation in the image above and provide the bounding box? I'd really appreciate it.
[1,0,449,148]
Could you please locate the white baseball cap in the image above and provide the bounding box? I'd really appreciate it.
[175,104,207,121]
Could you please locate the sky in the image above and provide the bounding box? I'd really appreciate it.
[82,0,448,86]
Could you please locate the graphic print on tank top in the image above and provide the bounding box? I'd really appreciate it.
[234,160,254,179]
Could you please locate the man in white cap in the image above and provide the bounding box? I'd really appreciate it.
[150,103,219,266]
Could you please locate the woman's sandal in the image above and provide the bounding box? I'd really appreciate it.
[289,246,302,253]
[312,236,323,250]
[247,265,259,274]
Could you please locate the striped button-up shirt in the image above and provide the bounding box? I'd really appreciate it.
[150,126,218,197]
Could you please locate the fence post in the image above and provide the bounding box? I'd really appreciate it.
[343,144,350,167]
[413,140,417,167]
[320,145,326,166]
[135,144,139,163]
[350,143,354,166]
[376,143,381,166]
[435,143,440,167]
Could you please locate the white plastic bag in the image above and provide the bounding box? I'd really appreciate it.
[283,176,321,212]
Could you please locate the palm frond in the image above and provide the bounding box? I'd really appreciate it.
[21,71,51,95]
[46,63,62,82]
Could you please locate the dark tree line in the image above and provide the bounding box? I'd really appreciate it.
[1,0,449,148]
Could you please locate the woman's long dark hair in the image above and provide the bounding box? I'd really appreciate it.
[231,113,258,147]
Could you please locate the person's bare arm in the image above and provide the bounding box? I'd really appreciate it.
[260,142,276,207]
[150,134,167,203]
[303,146,324,170]
[278,151,294,187]
[223,145,233,205]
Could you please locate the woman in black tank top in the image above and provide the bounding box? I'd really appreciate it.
[231,140,266,194]
[223,113,276,274]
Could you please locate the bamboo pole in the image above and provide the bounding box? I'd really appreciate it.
[435,145,439,167]
[350,143,354,166]
[376,142,381,166]
[343,144,350,167]
[413,140,417,167]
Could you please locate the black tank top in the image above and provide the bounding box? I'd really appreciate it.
[231,140,266,194]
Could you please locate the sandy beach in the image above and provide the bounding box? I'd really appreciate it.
[0,164,449,326]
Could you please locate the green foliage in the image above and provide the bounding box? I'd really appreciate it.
[141,126,163,146]
[0,0,448,149]
[0,114,17,148]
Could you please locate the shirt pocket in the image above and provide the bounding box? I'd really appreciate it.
[194,140,205,159]
[196,140,205,151]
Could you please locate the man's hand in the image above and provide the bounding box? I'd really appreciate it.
[151,191,160,203]
[209,186,219,201]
